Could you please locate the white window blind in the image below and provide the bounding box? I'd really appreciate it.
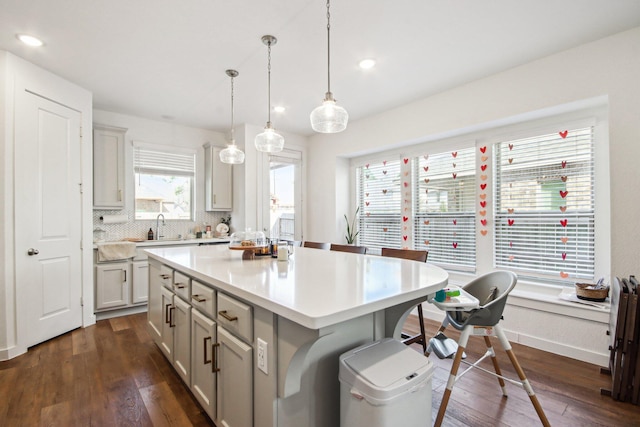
[357,159,402,250]
[494,127,595,282]
[414,148,476,271]
[134,146,195,177]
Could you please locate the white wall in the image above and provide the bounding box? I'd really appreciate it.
[305,27,640,365]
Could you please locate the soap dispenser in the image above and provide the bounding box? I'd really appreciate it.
[148,228,154,240]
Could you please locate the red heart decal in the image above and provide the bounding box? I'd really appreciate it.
[562,252,567,260]
[382,189,387,194]
[404,182,408,187]
[365,193,369,197]
[383,160,387,165]
[481,164,487,171]
[560,272,569,279]
[479,194,487,200]
[509,241,513,248]
[508,144,514,150]
[365,202,370,206]
[508,208,514,214]
[509,255,515,261]
[404,171,409,176]
[481,219,487,226]
[452,173,457,179]
[452,242,458,249]
[560,219,568,227]
[366,212,370,217]
[403,216,408,222]
[561,161,567,168]
[403,235,408,241]
[561,176,568,182]
[453,219,457,225]
[481,155,488,162]
[559,190,569,198]
[425,189,429,194]
[479,210,486,216]
[508,158,513,164]
[424,220,430,225]
[559,206,567,213]
[383,227,388,232]
[424,240,430,245]
[452,163,457,168]
[559,130,568,139]
[480,201,487,208]
[423,166,429,172]
[403,158,409,164]
[561,237,569,243]
[452,152,458,158]
[480,183,487,190]
[508,219,515,226]
[480,146,486,153]
[382,170,387,175]
[424,178,429,184]
[481,174,487,181]
[365,164,370,169]
[480,230,488,236]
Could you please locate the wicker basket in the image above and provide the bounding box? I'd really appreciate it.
[575,283,609,302]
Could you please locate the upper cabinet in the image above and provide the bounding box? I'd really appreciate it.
[204,144,232,211]
[93,124,127,209]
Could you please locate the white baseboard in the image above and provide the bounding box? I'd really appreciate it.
[95,304,147,321]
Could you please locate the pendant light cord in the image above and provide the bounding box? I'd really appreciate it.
[326,0,331,94]
[267,40,272,125]
[230,75,235,142]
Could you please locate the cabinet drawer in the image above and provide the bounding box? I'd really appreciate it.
[217,293,252,343]
[173,271,190,300]
[191,280,216,318]
[160,265,173,289]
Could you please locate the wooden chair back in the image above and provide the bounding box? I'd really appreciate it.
[381,248,428,263]
[330,244,367,254]
[302,241,330,250]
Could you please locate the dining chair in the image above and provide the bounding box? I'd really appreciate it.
[302,241,331,250]
[381,248,429,353]
[330,244,367,254]
[429,271,550,427]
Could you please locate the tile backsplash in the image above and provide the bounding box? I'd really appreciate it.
[93,209,230,242]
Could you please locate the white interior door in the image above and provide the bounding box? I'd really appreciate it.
[15,89,83,347]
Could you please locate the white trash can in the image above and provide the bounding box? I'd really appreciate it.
[339,338,434,427]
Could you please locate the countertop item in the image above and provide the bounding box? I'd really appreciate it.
[145,244,448,330]
[93,237,230,250]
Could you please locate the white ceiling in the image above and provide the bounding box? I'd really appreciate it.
[1,0,639,137]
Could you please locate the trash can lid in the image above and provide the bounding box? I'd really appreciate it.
[340,338,433,404]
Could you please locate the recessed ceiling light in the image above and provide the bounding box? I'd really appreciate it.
[16,34,44,47]
[358,58,376,70]
[273,106,286,113]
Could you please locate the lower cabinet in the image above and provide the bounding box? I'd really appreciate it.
[132,260,149,304]
[160,286,174,360]
[191,308,217,420]
[147,261,163,341]
[217,326,253,427]
[173,296,191,385]
[95,262,130,310]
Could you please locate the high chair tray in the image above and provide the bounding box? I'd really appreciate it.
[430,287,480,311]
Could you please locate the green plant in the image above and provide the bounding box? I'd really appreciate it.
[344,206,360,244]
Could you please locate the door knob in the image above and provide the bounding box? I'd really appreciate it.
[27,248,39,256]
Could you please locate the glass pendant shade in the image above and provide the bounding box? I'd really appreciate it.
[219,142,245,164]
[310,94,349,133]
[255,123,284,153]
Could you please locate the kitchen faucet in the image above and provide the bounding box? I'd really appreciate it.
[156,213,165,240]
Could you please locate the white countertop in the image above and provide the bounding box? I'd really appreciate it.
[93,237,230,249]
[145,245,448,329]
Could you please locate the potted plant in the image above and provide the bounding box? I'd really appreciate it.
[344,206,360,244]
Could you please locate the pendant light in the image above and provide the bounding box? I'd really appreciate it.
[219,69,245,164]
[255,35,284,153]
[310,0,349,133]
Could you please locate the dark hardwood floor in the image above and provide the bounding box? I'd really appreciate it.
[0,312,637,426]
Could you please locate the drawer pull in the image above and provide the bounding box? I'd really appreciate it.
[173,282,186,289]
[203,336,212,365]
[160,274,171,280]
[218,310,238,322]
[192,294,207,303]
[212,342,221,373]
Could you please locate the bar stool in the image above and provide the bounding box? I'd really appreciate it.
[302,241,330,250]
[329,243,367,254]
[381,248,429,353]
[430,270,550,427]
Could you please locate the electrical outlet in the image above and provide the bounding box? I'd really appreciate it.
[257,338,268,374]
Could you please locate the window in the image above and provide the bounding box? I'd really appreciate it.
[357,159,402,250]
[494,127,595,281]
[414,147,476,271]
[134,145,195,220]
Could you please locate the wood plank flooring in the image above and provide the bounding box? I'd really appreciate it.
[0,312,638,426]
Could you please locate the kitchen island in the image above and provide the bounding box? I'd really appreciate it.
[146,244,448,427]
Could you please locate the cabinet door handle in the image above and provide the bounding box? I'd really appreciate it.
[212,342,220,373]
[165,303,172,324]
[118,189,122,201]
[218,310,238,322]
[191,294,206,303]
[213,194,216,205]
[160,274,171,280]
[173,282,185,289]
[123,270,127,283]
[203,337,212,365]
[169,306,175,328]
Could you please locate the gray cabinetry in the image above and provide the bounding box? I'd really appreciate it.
[93,124,126,208]
[204,144,232,211]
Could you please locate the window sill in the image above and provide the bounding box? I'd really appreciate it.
[447,271,610,324]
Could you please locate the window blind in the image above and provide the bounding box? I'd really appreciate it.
[494,127,595,282]
[134,146,195,177]
[357,159,402,250]
[414,148,476,271]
